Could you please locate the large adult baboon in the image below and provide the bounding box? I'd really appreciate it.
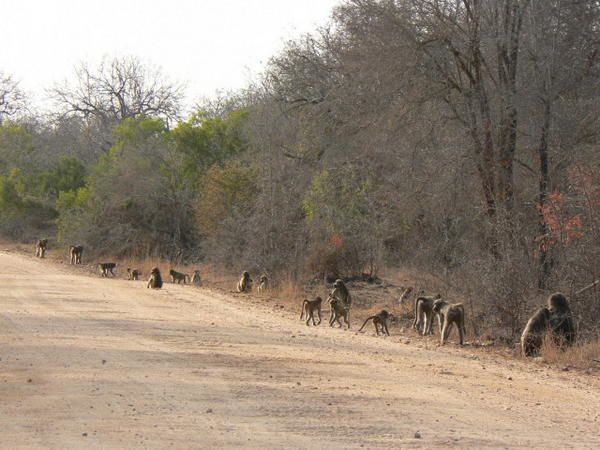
[69,245,83,264]
[548,292,576,346]
[169,269,189,284]
[330,279,352,306]
[147,267,163,289]
[520,307,551,357]
[237,271,252,293]
[300,297,322,326]
[98,262,116,277]
[412,294,440,336]
[432,299,466,345]
[35,239,48,258]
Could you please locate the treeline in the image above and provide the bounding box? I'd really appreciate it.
[1,0,599,339]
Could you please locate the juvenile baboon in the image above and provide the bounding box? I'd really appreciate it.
[548,292,576,346]
[412,294,440,336]
[520,307,551,357]
[127,268,140,281]
[257,275,269,293]
[147,267,163,289]
[35,239,48,258]
[398,286,413,303]
[191,270,202,285]
[300,296,322,326]
[69,245,83,264]
[359,309,392,336]
[169,269,189,284]
[237,271,252,293]
[98,262,116,278]
[432,299,466,345]
[328,296,350,329]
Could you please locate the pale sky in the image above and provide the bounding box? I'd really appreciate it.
[0,0,340,109]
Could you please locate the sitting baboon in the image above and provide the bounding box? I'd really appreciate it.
[432,299,466,345]
[548,292,576,346]
[98,262,116,278]
[35,239,48,258]
[328,296,350,329]
[413,294,441,336]
[127,268,140,281]
[520,307,551,357]
[300,297,322,326]
[169,269,189,284]
[191,270,202,286]
[257,275,269,293]
[359,309,392,336]
[69,245,83,264]
[147,267,163,289]
[237,271,252,293]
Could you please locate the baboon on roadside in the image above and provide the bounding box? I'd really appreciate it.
[98,262,116,277]
[413,294,441,336]
[169,269,189,284]
[398,286,413,303]
[35,239,48,258]
[359,309,392,336]
[127,268,140,281]
[147,267,163,289]
[69,245,83,264]
[432,299,466,345]
[548,292,576,346]
[257,275,269,293]
[191,270,202,285]
[520,307,551,357]
[328,296,351,329]
[300,296,322,326]
[237,271,252,293]
[330,278,352,306]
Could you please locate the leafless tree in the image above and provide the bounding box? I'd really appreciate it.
[0,72,27,123]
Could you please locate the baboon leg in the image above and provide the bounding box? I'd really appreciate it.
[374,321,380,335]
[458,320,464,345]
[383,322,390,336]
[317,309,321,325]
[311,311,317,326]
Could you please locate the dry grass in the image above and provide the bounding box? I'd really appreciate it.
[541,335,600,369]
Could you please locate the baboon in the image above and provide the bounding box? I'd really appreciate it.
[548,292,576,346]
[98,262,116,278]
[328,296,350,329]
[237,271,252,293]
[359,309,392,336]
[432,299,466,345]
[69,245,83,264]
[413,294,441,336]
[300,296,322,326]
[191,270,202,285]
[169,269,189,284]
[398,286,413,303]
[257,275,269,293]
[147,267,163,289]
[520,307,551,357]
[330,278,352,306]
[35,239,48,258]
[127,268,140,281]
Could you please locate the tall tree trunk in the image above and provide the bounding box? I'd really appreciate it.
[537,99,552,288]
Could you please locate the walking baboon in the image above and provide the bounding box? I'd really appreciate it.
[300,297,322,326]
[257,275,269,293]
[359,310,392,336]
[169,269,189,284]
[548,292,576,346]
[237,271,252,293]
[35,239,48,258]
[127,268,140,281]
[98,262,116,277]
[413,294,440,336]
[69,245,83,264]
[147,267,163,289]
[191,270,202,285]
[328,296,350,329]
[520,307,551,357]
[432,299,466,345]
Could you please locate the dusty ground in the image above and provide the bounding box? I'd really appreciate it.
[1,250,599,449]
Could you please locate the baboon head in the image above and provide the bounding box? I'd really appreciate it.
[151,267,160,275]
[169,269,176,276]
[548,292,570,314]
[242,271,250,280]
[432,298,446,314]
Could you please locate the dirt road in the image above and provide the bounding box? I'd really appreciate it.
[0,250,599,449]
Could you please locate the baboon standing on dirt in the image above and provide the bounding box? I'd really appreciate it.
[35,239,48,258]
[169,269,189,284]
[329,279,352,325]
[127,268,141,281]
[359,310,392,336]
[257,275,269,293]
[147,267,163,289]
[432,299,466,345]
[328,296,350,329]
[300,297,322,326]
[237,271,252,293]
[191,270,202,286]
[69,245,83,264]
[413,294,440,336]
[98,262,116,277]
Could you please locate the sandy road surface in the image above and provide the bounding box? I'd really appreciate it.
[0,250,599,449]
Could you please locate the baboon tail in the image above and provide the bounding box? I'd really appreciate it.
[358,316,375,332]
[300,300,308,319]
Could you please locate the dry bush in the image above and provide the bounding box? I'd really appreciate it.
[540,333,600,368]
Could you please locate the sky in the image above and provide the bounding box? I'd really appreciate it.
[0,0,340,109]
